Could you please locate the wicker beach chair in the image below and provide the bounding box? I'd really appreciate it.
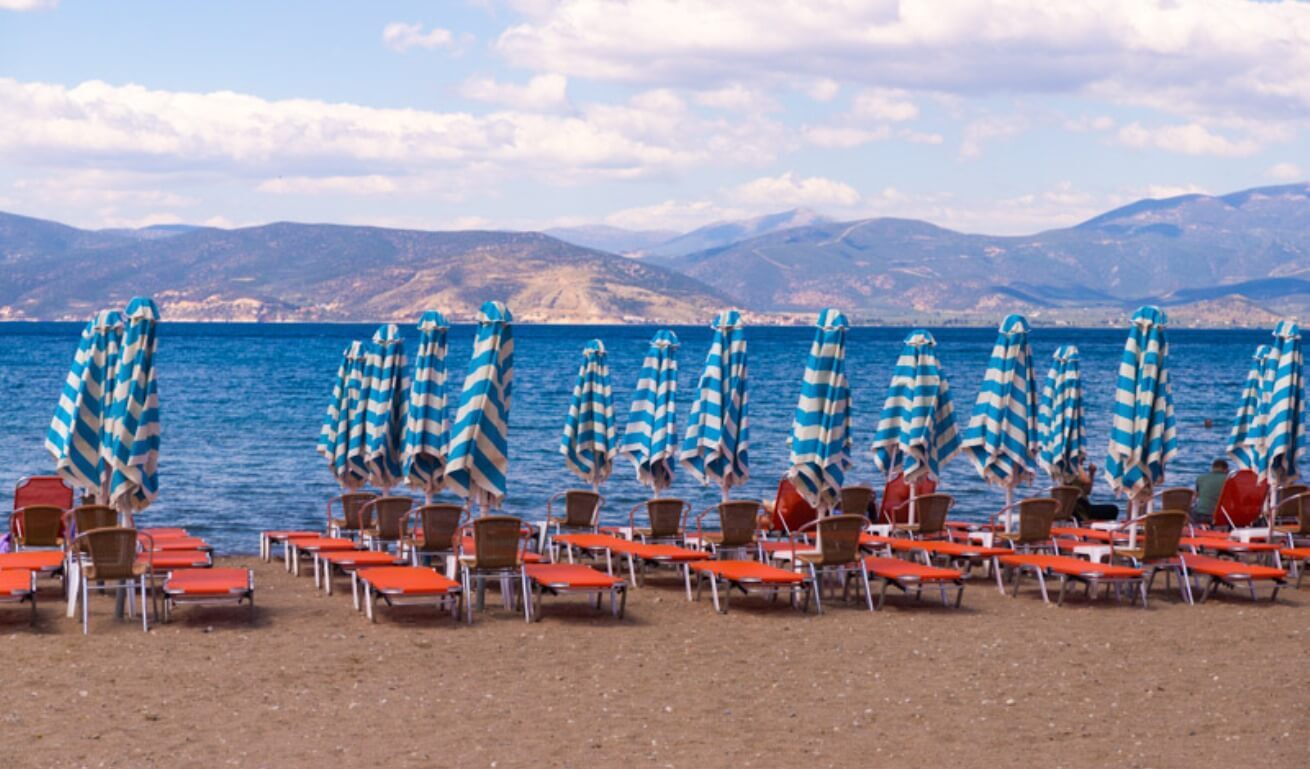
[327,491,378,540]
[694,500,762,559]
[404,503,465,573]
[361,496,414,552]
[458,515,532,623]
[838,485,876,519]
[1049,485,1082,526]
[75,527,151,634]
[992,497,1059,553]
[11,505,65,550]
[628,498,690,545]
[1111,510,1192,604]
[788,514,868,613]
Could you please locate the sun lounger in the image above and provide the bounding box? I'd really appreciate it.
[352,566,461,623]
[1280,547,1310,587]
[144,535,211,552]
[0,569,38,626]
[140,550,212,570]
[862,533,1009,592]
[260,530,320,562]
[285,536,358,576]
[1180,554,1287,602]
[524,563,627,620]
[162,568,255,623]
[861,555,965,609]
[999,554,1146,606]
[1180,536,1283,566]
[142,527,190,538]
[316,550,405,596]
[0,550,65,579]
[554,533,710,597]
[687,560,811,613]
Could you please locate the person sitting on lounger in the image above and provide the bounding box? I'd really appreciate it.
[1073,464,1120,522]
[1194,459,1229,524]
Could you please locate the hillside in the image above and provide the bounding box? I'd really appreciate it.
[659,184,1310,322]
[0,215,727,323]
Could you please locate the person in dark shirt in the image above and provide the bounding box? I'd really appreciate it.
[1194,459,1230,523]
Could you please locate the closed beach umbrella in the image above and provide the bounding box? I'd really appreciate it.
[1264,320,1306,494]
[1226,343,1276,472]
[335,341,371,489]
[680,310,749,501]
[106,297,161,514]
[961,314,1039,528]
[1038,344,1087,485]
[786,308,852,513]
[402,311,451,502]
[1105,306,1177,546]
[318,340,360,487]
[871,329,961,488]
[619,330,679,495]
[560,339,617,490]
[46,309,125,500]
[445,301,514,514]
[362,324,409,492]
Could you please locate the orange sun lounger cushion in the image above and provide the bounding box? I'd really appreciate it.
[0,551,65,574]
[554,533,627,551]
[526,563,624,589]
[146,535,211,551]
[0,569,36,596]
[357,566,460,595]
[1181,537,1282,554]
[164,568,252,596]
[689,560,806,584]
[140,550,212,570]
[862,556,964,583]
[1180,553,1286,579]
[1000,553,1144,578]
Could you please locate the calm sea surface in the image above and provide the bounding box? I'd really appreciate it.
[0,322,1265,553]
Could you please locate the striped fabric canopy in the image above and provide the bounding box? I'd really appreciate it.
[871,329,960,483]
[1105,306,1177,500]
[402,311,451,499]
[1264,320,1306,485]
[445,301,514,511]
[46,309,125,497]
[106,297,161,513]
[362,324,409,492]
[786,309,852,512]
[619,330,679,494]
[962,314,1039,487]
[680,310,749,495]
[1227,343,1277,472]
[1038,344,1087,484]
[318,340,356,485]
[560,339,617,488]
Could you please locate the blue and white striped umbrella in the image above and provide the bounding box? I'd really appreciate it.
[1038,344,1087,484]
[1227,343,1276,472]
[106,297,161,513]
[402,311,451,500]
[619,330,679,495]
[318,341,356,485]
[871,329,960,483]
[1105,306,1177,502]
[560,339,617,489]
[46,309,125,498]
[1264,320,1306,487]
[786,308,852,512]
[362,324,409,492]
[680,310,749,497]
[445,301,514,512]
[961,314,1039,489]
[334,341,371,489]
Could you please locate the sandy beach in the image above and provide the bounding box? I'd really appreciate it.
[0,556,1305,769]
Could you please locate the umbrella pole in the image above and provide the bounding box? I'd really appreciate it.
[721,479,730,504]
[908,483,917,527]
[1004,484,1015,534]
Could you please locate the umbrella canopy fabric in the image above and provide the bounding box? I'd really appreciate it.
[680,310,750,495]
[786,308,853,512]
[338,341,371,488]
[1038,344,1087,484]
[46,309,125,497]
[871,329,960,483]
[106,297,161,513]
[318,340,357,485]
[1227,343,1277,472]
[445,301,514,511]
[1105,306,1177,501]
[362,324,409,491]
[560,339,617,488]
[1264,320,1306,486]
[961,314,1039,487]
[402,311,451,498]
[619,330,679,494]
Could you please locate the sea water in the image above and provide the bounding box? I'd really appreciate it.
[0,322,1264,553]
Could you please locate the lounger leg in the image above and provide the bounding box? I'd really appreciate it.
[810,564,823,614]
[365,584,375,622]
[954,584,965,608]
[521,569,532,623]
[861,565,875,612]
[683,564,693,601]
[1057,576,1068,606]
[351,572,361,611]
[993,557,1005,594]
[140,577,149,632]
[81,573,89,634]
[878,579,889,610]
[1010,568,1023,597]
[709,575,723,613]
[627,553,638,587]
[617,585,627,619]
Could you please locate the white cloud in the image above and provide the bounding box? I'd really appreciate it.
[1266,162,1304,182]
[1064,114,1116,132]
[257,175,400,195]
[382,22,458,52]
[802,124,890,149]
[693,83,777,113]
[1116,122,1261,157]
[496,0,1310,121]
[959,114,1029,159]
[729,172,861,209]
[0,78,783,187]
[458,73,569,111]
[604,199,738,231]
[0,0,57,10]
[805,78,840,103]
[851,88,918,122]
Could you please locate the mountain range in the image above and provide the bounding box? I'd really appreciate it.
[2,183,1309,325]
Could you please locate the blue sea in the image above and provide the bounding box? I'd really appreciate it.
[0,322,1264,553]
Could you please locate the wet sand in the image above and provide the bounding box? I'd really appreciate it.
[0,556,1306,769]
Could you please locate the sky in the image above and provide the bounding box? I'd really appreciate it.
[1,0,1309,235]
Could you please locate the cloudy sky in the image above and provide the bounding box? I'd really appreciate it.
[2,0,1308,234]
